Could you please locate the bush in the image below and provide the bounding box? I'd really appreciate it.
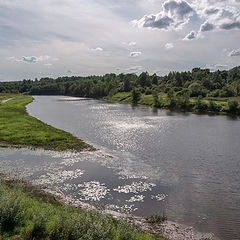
[131,88,141,103]
[194,96,208,111]
[228,100,239,113]
[0,185,23,232]
[208,101,220,112]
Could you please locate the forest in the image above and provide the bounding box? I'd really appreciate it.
[1,66,240,114]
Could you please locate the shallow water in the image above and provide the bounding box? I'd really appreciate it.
[1,95,240,240]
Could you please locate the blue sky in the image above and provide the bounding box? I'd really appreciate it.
[0,0,240,81]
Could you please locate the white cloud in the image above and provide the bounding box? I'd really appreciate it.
[183,31,196,40]
[195,1,240,34]
[0,0,240,81]
[199,21,215,32]
[44,63,53,67]
[206,63,229,71]
[7,55,57,63]
[91,47,103,51]
[165,42,174,49]
[128,41,137,46]
[132,0,194,30]
[123,41,137,46]
[129,51,142,57]
[229,48,240,56]
[125,65,143,73]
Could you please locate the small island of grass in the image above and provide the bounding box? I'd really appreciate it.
[0,94,93,151]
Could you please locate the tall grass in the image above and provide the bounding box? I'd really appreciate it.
[0,180,164,240]
[0,95,93,151]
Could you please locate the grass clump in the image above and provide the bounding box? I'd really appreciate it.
[146,214,167,224]
[0,94,93,151]
[0,180,165,240]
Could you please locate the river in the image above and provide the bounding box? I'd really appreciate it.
[0,95,240,240]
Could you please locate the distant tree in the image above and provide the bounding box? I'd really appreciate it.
[138,72,151,87]
[151,74,158,85]
[131,88,141,103]
[152,90,160,107]
[188,82,203,97]
[167,89,176,108]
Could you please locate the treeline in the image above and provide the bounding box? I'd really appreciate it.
[1,66,240,113]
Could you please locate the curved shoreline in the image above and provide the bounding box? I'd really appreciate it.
[0,95,94,151]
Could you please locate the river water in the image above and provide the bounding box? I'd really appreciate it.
[0,95,240,240]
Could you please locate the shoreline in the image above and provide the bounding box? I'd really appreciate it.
[102,95,240,118]
[0,172,218,240]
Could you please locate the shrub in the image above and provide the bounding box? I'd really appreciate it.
[0,185,23,232]
[228,100,239,113]
[146,214,167,224]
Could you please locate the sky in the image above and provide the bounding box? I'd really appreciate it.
[0,0,240,81]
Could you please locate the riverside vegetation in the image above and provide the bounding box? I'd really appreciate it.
[0,177,166,240]
[1,66,240,114]
[0,94,92,151]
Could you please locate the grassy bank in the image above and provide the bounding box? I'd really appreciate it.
[0,178,165,240]
[0,94,93,151]
[104,92,240,115]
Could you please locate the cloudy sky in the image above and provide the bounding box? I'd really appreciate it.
[0,0,240,81]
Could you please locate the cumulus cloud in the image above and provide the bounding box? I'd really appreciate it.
[128,41,137,46]
[229,48,240,56]
[220,21,240,30]
[129,51,142,57]
[183,30,196,40]
[125,66,143,73]
[44,63,53,67]
[90,47,103,51]
[195,1,240,34]
[132,0,194,30]
[165,43,174,49]
[200,21,215,32]
[123,41,137,46]
[7,55,56,63]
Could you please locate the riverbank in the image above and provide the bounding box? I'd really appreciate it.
[0,94,94,151]
[0,173,218,240]
[103,92,240,116]
[0,174,164,240]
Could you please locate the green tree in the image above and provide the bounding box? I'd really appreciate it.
[152,91,161,107]
[167,89,176,108]
[131,88,141,103]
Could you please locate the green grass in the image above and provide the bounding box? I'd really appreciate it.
[106,92,240,114]
[0,94,93,151]
[0,179,165,240]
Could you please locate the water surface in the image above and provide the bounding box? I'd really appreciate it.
[1,95,240,240]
